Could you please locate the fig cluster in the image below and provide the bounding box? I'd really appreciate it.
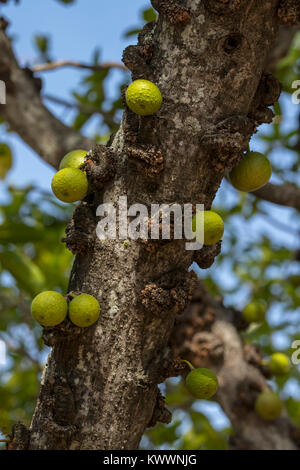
[31,291,100,328]
[51,150,88,203]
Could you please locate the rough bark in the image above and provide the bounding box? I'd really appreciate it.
[3,0,297,451]
[171,282,298,450]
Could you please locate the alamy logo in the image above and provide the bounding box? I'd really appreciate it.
[0,80,6,104]
[96,197,204,250]
[0,339,6,365]
[291,340,300,365]
[292,81,300,104]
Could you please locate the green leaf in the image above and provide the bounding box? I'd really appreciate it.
[0,223,44,244]
[124,28,142,38]
[286,398,300,426]
[33,35,49,55]
[143,7,157,23]
[0,249,46,296]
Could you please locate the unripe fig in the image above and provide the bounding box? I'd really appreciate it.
[126,79,162,116]
[269,353,290,376]
[255,391,282,420]
[192,210,224,246]
[242,300,266,323]
[51,168,88,203]
[31,291,68,327]
[59,149,88,170]
[69,293,100,327]
[185,367,218,400]
[229,151,272,192]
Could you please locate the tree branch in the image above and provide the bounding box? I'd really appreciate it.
[32,60,127,73]
[0,18,94,169]
[171,282,299,450]
[253,182,300,211]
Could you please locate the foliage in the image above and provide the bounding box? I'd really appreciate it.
[33,35,52,63]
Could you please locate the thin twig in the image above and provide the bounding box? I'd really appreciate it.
[32,60,127,73]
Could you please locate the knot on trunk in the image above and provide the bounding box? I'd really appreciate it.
[122,45,154,80]
[62,200,97,255]
[134,21,157,78]
[200,115,254,171]
[123,108,164,177]
[83,145,117,191]
[248,107,275,126]
[140,271,197,316]
[278,0,300,25]
[125,143,164,177]
[148,389,172,428]
[122,21,155,79]
[42,318,82,347]
[248,72,282,125]
[194,242,222,269]
[151,0,191,24]
[7,422,30,450]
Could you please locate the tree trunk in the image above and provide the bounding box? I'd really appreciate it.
[26,0,289,450]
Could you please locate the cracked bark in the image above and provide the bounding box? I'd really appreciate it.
[4,0,298,451]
